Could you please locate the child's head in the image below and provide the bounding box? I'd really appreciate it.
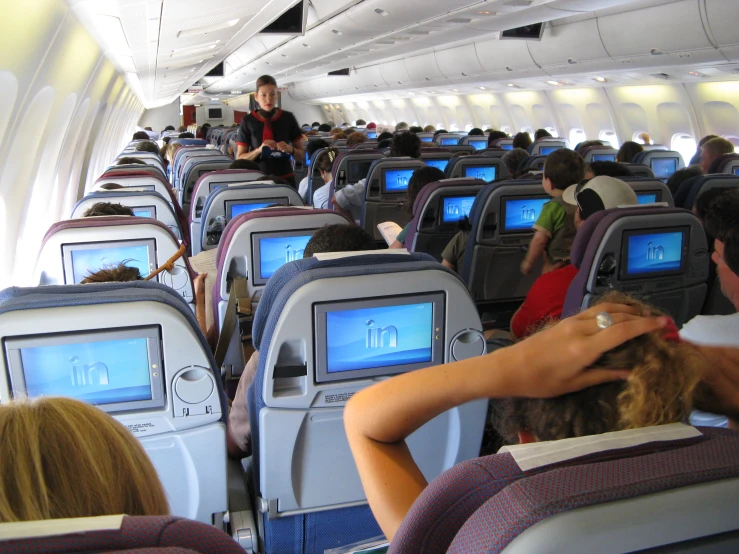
[406,166,446,215]
[542,149,585,194]
[493,291,704,444]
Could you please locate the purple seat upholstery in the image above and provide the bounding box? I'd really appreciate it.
[0,516,246,554]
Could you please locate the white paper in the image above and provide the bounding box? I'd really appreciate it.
[188,248,218,330]
[376,221,403,246]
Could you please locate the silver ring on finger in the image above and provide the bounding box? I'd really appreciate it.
[595,312,614,330]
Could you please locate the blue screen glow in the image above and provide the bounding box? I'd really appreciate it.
[637,193,658,204]
[424,159,448,171]
[592,154,616,162]
[442,196,476,223]
[132,209,152,218]
[733,167,739,176]
[259,234,313,279]
[420,136,434,142]
[539,146,560,155]
[469,140,487,151]
[230,202,272,218]
[464,166,497,181]
[441,137,459,145]
[71,245,150,284]
[504,198,550,231]
[626,232,683,276]
[326,303,433,373]
[384,169,414,192]
[20,338,151,405]
[500,144,513,151]
[651,158,678,179]
[367,131,377,139]
[306,152,311,166]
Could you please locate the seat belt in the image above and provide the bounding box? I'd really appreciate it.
[214,277,255,377]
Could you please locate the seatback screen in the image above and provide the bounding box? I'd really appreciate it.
[500,144,513,151]
[733,167,739,176]
[305,151,311,166]
[424,159,448,171]
[539,146,560,155]
[383,169,415,193]
[441,196,476,223]
[502,197,549,233]
[622,229,687,278]
[229,202,273,219]
[469,140,487,151]
[366,131,377,139]
[636,192,659,204]
[348,160,374,183]
[132,206,156,219]
[255,233,313,282]
[592,154,616,162]
[63,240,155,284]
[441,137,459,146]
[420,136,434,142]
[651,158,678,179]
[464,165,497,182]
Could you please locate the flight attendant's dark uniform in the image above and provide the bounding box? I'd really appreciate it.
[235,109,303,186]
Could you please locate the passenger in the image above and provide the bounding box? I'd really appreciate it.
[82,202,134,217]
[680,189,739,428]
[318,123,332,133]
[227,224,376,458]
[487,129,508,148]
[235,75,304,186]
[98,182,125,190]
[689,135,718,166]
[329,128,343,136]
[699,137,735,173]
[617,141,644,163]
[163,142,183,167]
[520,148,585,275]
[356,119,367,127]
[501,148,529,177]
[305,130,319,136]
[585,160,632,179]
[312,148,339,209]
[377,131,393,143]
[512,131,532,151]
[177,125,186,133]
[0,396,168,522]
[197,122,211,140]
[346,131,367,148]
[366,122,377,132]
[409,126,424,134]
[134,141,160,155]
[510,176,638,339]
[638,132,653,145]
[344,296,707,541]
[395,122,409,132]
[534,128,552,141]
[331,131,348,142]
[389,166,446,249]
[423,125,436,133]
[80,262,142,283]
[692,186,733,224]
[468,128,484,137]
[433,129,447,140]
[666,166,702,195]
[311,121,321,129]
[116,156,146,165]
[297,139,330,202]
[132,130,149,140]
[575,140,605,153]
[178,132,195,139]
[332,133,421,217]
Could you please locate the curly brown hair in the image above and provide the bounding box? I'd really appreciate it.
[493,292,704,443]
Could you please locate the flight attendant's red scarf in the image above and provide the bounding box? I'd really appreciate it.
[252,109,283,142]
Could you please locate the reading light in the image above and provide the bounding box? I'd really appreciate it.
[478,86,487,90]
[375,9,389,16]
[507,83,515,87]
[451,88,459,92]
[547,80,560,86]
[332,29,342,35]
[594,76,607,82]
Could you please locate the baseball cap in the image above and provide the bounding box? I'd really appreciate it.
[563,175,638,219]
[366,122,377,129]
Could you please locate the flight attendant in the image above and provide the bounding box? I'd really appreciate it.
[236,75,305,186]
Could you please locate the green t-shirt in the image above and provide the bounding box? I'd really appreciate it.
[533,196,576,262]
[396,223,410,245]
[441,230,470,272]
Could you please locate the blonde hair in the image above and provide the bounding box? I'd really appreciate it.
[164,142,183,165]
[494,292,704,443]
[0,397,169,522]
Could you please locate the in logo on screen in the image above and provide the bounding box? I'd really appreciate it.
[446,204,460,216]
[70,356,109,386]
[646,241,664,261]
[520,205,537,221]
[366,319,398,349]
[285,244,305,263]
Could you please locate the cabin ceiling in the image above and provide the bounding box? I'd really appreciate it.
[64,0,739,109]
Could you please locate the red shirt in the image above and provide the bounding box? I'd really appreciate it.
[511,264,579,339]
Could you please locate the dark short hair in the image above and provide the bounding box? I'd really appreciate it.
[134,141,160,155]
[132,131,149,140]
[617,141,644,163]
[82,202,134,217]
[433,129,447,139]
[409,126,424,134]
[377,131,393,142]
[543,149,586,190]
[99,183,125,190]
[665,166,702,195]
[318,123,332,132]
[256,75,277,90]
[468,128,484,136]
[116,157,146,165]
[694,187,734,224]
[576,140,605,153]
[81,262,143,284]
[587,161,632,178]
[303,224,376,257]
[377,139,393,150]
[407,166,445,215]
[306,139,330,159]
[535,129,553,140]
[356,119,367,126]
[228,159,261,171]
[164,125,175,131]
[512,132,532,150]
[704,189,739,277]
[501,148,529,175]
[487,130,508,147]
[179,132,195,139]
[390,132,421,158]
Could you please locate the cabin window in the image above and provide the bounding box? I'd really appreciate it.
[723,135,739,151]
[671,134,697,166]
[569,128,586,147]
[599,130,618,148]
[545,127,558,138]
[449,123,459,132]
[465,123,473,132]
[500,126,511,135]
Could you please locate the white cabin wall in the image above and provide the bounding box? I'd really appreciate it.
[139,100,182,133]
[196,100,235,127]
[281,92,325,126]
[0,0,143,288]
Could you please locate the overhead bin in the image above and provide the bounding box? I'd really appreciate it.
[475,37,538,74]
[404,52,448,85]
[380,59,413,88]
[705,0,739,61]
[435,45,484,79]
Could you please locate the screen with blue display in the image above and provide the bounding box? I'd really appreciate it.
[651,158,678,179]
[464,165,497,182]
[469,140,487,151]
[420,136,434,142]
[258,234,313,279]
[132,208,152,218]
[442,196,476,223]
[500,144,513,151]
[503,197,549,232]
[539,146,560,155]
[230,202,272,218]
[625,231,684,276]
[69,244,151,284]
[20,338,152,405]
[325,303,433,373]
[441,137,459,145]
[637,193,658,204]
[424,159,448,171]
[367,131,377,139]
[734,167,739,176]
[384,169,415,192]
[592,154,616,162]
